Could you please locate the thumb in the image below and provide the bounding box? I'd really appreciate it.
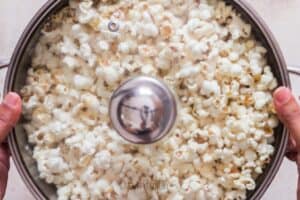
[0,93,21,199]
[0,92,22,143]
[274,87,300,147]
[0,144,9,200]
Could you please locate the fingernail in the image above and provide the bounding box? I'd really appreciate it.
[4,92,19,107]
[274,87,291,105]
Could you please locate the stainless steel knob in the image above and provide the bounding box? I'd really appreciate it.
[109,76,177,144]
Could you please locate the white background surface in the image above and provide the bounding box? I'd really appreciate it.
[1,0,300,199]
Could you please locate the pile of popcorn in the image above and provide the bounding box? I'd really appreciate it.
[21,0,279,199]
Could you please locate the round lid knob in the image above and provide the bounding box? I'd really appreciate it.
[109,76,177,144]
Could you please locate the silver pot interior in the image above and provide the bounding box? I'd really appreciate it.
[6,0,289,199]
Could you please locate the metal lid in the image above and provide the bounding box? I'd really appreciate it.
[109,76,177,144]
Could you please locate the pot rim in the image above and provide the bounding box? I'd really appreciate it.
[5,0,64,199]
[4,1,290,200]
[230,1,289,199]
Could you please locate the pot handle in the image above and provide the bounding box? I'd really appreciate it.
[288,66,300,76]
[0,59,10,100]
[287,65,300,105]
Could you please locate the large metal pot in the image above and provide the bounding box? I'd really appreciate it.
[1,0,300,199]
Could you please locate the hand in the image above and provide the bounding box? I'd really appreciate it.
[0,93,22,199]
[273,87,300,199]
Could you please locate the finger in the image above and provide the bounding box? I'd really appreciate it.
[287,136,297,152]
[286,151,297,162]
[0,144,9,200]
[0,92,22,143]
[273,87,300,147]
[286,136,298,161]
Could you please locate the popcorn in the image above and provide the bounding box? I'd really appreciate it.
[189,41,209,57]
[244,150,257,162]
[94,150,112,170]
[160,23,173,39]
[187,18,202,32]
[57,185,72,200]
[63,56,79,69]
[253,91,271,110]
[22,95,39,112]
[73,74,94,90]
[118,41,131,54]
[234,176,256,190]
[80,43,97,66]
[229,64,243,77]
[203,153,214,163]
[22,0,279,199]
[78,1,97,24]
[138,45,157,57]
[201,80,220,96]
[45,156,69,174]
[102,66,121,85]
[182,175,203,195]
[141,23,159,37]
[141,64,156,75]
[81,93,100,110]
[97,40,110,52]
[198,5,213,20]
[60,37,79,56]
[268,116,279,128]
[90,179,111,198]
[176,65,201,79]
